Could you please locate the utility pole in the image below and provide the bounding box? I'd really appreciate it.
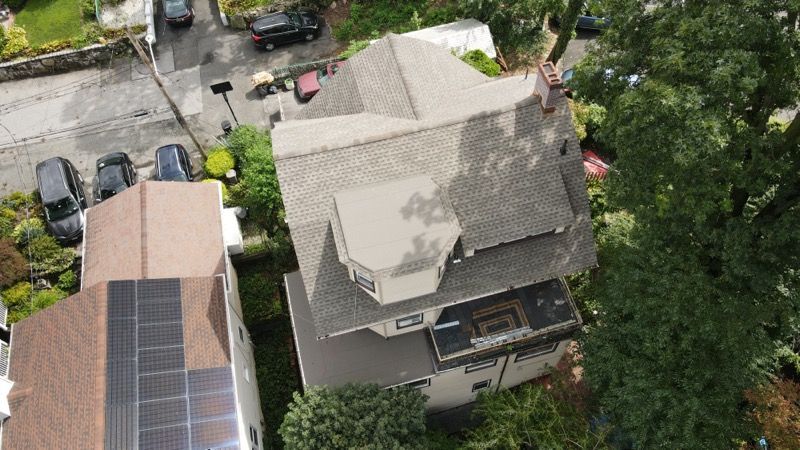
[125,28,206,158]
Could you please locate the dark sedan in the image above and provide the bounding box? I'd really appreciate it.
[93,152,137,203]
[36,157,87,244]
[164,0,194,26]
[154,144,194,182]
[250,11,321,51]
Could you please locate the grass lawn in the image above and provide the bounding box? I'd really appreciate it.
[13,0,83,47]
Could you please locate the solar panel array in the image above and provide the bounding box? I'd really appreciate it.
[105,279,239,449]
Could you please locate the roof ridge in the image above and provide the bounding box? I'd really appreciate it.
[139,182,148,278]
[385,34,418,121]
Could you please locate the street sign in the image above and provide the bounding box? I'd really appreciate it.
[210,82,234,95]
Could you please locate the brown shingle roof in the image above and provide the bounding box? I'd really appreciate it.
[82,181,226,288]
[181,276,231,370]
[4,283,108,450]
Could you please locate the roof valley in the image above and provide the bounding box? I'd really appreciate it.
[386,34,419,121]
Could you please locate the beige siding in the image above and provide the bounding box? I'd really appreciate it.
[499,339,570,388]
[422,358,505,413]
[379,268,439,303]
[368,308,443,338]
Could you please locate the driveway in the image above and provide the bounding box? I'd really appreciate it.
[0,0,338,196]
[559,29,600,71]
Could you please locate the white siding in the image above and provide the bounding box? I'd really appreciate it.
[227,300,264,449]
[368,308,443,338]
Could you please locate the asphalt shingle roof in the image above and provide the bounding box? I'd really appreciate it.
[273,34,597,338]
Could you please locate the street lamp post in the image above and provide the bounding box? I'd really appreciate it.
[210,81,239,126]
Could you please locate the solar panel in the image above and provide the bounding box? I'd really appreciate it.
[139,371,186,402]
[139,397,188,429]
[139,424,189,450]
[190,418,240,449]
[187,367,234,396]
[136,278,181,302]
[138,299,182,324]
[138,346,185,375]
[108,280,136,318]
[189,391,237,423]
[138,322,184,349]
[107,319,137,359]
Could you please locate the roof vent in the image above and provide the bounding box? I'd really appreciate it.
[534,62,563,113]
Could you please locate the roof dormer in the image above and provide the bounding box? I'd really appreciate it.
[331,175,462,304]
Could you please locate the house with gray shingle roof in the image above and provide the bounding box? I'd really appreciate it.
[0,182,266,449]
[275,34,597,412]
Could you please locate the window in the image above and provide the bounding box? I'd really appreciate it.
[514,342,559,363]
[239,327,244,342]
[465,359,497,373]
[404,378,430,389]
[354,270,375,292]
[438,264,445,279]
[244,365,250,382]
[472,379,491,392]
[396,313,423,329]
[249,425,259,446]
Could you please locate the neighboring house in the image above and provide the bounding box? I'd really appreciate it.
[273,34,597,413]
[0,182,264,449]
[401,18,496,58]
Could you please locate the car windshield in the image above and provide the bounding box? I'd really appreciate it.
[162,172,189,182]
[165,0,186,15]
[44,197,78,221]
[316,65,339,86]
[287,12,301,27]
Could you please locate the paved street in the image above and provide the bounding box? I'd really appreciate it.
[0,0,338,196]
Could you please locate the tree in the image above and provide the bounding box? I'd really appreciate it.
[549,0,583,65]
[745,378,800,449]
[0,238,28,288]
[573,1,800,447]
[279,383,427,450]
[464,383,609,449]
[460,0,562,53]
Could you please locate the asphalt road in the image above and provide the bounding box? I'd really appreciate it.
[0,0,338,197]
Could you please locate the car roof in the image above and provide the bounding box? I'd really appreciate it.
[156,145,184,175]
[97,152,127,166]
[36,158,72,204]
[253,12,291,30]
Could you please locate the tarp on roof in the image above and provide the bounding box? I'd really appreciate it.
[402,18,496,59]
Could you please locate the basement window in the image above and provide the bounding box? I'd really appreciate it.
[396,313,423,329]
[354,270,375,292]
[405,378,431,389]
[472,379,492,392]
[465,359,498,373]
[514,342,559,363]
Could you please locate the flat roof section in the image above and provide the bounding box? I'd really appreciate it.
[285,271,435,387]
[332,175,461,273]
[431,278,579,361]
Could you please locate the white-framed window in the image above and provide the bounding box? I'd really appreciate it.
[514,342,559,363]
[239,327,244,342]
[396,313,423,329]
[472,379,492,392]
[465,359,497,373]
[249,425,259,446]
[354,270,375,292]
[244,364,250,382]
[404,378,431,389]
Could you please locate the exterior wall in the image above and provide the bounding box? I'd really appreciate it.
[379,268,439,304]
[227,299,264,449]
[368,308,443,338]
[411,339,572,413]
[498,339,570,388]
[227,264,243,319]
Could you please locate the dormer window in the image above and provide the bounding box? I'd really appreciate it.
[330,175,462,304]
[354,270,375,292]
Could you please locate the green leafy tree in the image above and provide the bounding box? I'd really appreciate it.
[279,383,427,450]
[465,383,609,449]
[549,0,583,64]
[0,238,28,288]
[460,0,562,54]
[572,1,800,447]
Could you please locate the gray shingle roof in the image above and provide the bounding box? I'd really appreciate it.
[273,34,597,338]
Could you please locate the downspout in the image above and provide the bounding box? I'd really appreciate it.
[496,353,510,392]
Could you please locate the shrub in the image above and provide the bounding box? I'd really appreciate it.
[81,0,96,20]
[1,26,29,60]
[11,288,68,322]
[11,217,45,246]
[569,99,607,142]
[2,191,34,210]
[70,23,102,49]
[226,125,270,162]
[56,270,77,292]
[280,383,428,449]
[28,235,75,276]
[0,26,6,55]
[201,179,231,205]
[338,35,375,59]
[204,147,235,178]
[237,272,280,326]
[2,281,31,323]
[333,0,459,41]
[0,238,28,288]
[460,49,501,77]
[0,207,16,237]
[745,378,800,449]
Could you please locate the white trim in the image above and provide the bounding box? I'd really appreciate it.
[383,375,434,390]
[79,207,90,291]
[284,273,308,386]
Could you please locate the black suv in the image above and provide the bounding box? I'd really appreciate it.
[35,157,87,244]
[250,11,321,51]
[93,152,137,203]
[154,144,194,182]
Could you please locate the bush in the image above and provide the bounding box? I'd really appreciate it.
[11,217,45,246]
[0,207,16,237]
[460,49,501,77]
[56,270,77,292]
[11,288,68,322]
[237,272,280,326]
[204,147,236,178]
[1,26,29,59]
[0,239,28,288]
[28,235,75,276]
[2,281,31,323]
[70,23,102,49]
[569,99,607,142]
[81,0,96,20]
[338,37,372,59]
[280,383,428,449]
[226,125,270,162]
[0,26,6,55]
[201,179,231,205]
[2,191,34,210]
[333,0,460,41]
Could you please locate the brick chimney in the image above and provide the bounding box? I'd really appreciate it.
[534,62,563,113]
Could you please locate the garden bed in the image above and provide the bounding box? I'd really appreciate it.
[13,0,84,47]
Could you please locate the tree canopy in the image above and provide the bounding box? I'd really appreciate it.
[279,383,427,450]
[572,0,800,447]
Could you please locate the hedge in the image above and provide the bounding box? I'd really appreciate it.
[460,49,501,77]
[204,147,235,178]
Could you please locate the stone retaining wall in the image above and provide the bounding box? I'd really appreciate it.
[0,40,131,82]
[269,56,341,83]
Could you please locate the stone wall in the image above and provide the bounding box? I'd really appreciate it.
[269,56,341,83]
[0,40,131,82]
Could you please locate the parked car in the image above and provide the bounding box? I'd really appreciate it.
[561,68,575,98]
[154,144,194,182]
[249,11,321,51]
[35,157,87,244]
[296,61,345,100]
[576,11,611,30]
[93,152,137,203]
[164,0,194,26]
